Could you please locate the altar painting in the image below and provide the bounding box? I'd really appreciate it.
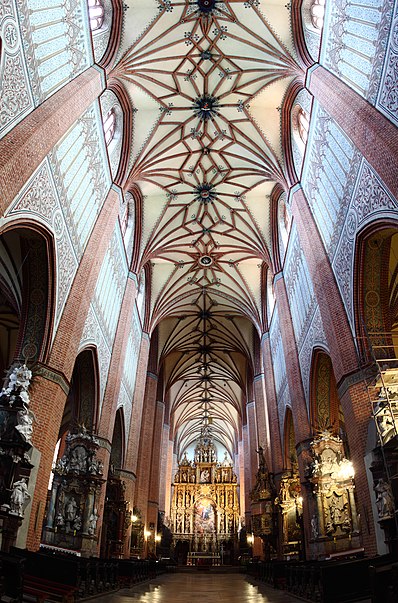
[195,499,215,534]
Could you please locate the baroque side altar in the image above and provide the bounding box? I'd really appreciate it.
[170,431,240,555]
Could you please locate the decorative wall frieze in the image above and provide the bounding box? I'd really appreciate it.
[79,303,112,409]
[0,0,34,138]
[15,0,93,105]
[321,0,394,104]
[377,2,398,125]
[298,305,328,406]
[33,363,70,395]
[333,159,398,331]
[5,158,79,335]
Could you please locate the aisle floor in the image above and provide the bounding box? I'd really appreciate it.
[88,572,308,602]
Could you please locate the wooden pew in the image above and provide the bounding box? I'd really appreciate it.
[23,575,76,603]
[0,551,25,603]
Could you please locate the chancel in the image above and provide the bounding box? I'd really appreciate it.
[0,0,398,601]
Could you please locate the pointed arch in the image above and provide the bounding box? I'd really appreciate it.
[353,220,398,367]
[110,407,126,470]
[102,79,133,187]
[310,349,348,450]
[0,223,56,377]
[283,407,297,469]
[59,346,100,439]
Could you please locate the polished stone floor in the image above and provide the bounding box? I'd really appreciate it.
[88,572,308,602]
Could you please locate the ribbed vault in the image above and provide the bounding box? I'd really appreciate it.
[112,0,302,458]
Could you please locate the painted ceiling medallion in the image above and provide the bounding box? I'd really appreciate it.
[192,94,220,122]
[200,50,212,60]
[196,0,218,15]
[199,255,213,267]
[194,183,218,203]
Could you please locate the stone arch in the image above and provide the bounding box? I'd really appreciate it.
[354,221,398,367]
[281,83,313,187]
[283,407,297,469]
[89,0,124,68]
[0,224,56,380]
[299,0,324,62]
[110,407,126,470]
[58,347,100,443]
[309,349,349,453]
[100,80,132,187]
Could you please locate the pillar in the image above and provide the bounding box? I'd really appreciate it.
[261,334,284,474]
[253,373,270,464]
[26,187,120,551]
[124,334,151,495]
[147,400,166,540]
[134,374,158,524]
[93,274,139,555]
[246,401,259,489]
[273,274,311,445]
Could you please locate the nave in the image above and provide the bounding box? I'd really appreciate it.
[89,572,366,603]
[91,572,305,603]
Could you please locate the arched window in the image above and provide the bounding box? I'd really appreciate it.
[88,0,105,31]
[278,196,292,261]
[297,107,309,145]
[103,107,116,146]
[291,104,310,153]
[310,0,326,30]
[267,270,276,322]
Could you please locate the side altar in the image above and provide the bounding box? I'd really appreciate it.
[170,429,240,559]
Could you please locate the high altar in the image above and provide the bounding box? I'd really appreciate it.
[170,429,240,558]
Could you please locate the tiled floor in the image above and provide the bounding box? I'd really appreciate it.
[88,572,307,602]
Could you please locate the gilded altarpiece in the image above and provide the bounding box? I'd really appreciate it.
[171,441,239,555]
[276,466,302,559]
[250,448,278,559]
[305,431,360,558]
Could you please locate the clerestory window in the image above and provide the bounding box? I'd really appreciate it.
[310,0,325,30]
[88,0,105,31]
[103,107,116,146]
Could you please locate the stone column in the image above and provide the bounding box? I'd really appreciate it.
[26,187,120,551]
[273,274,311,445]
[134,373,159,526]
[261,334,284,473]
[253,373,270,459]
[147,400,166,534]
[125,335,151,498]
[246,401,259,489]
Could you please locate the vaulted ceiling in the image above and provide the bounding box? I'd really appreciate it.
[112,0,304,459]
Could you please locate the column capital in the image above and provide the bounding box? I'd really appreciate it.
[305,63,320,90]
[33,362,70,394]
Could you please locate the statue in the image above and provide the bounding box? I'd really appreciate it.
[15,403,35,443]
[374,478,395,519]
[200,468,210,483]
[256,445,266,470]
[70,446,86,472]
[88,508,98,535]
[311,514,319,539]
[228,490,234,506]
[10,478,30,515]
[73,515,82,532]
[65,496,78,522]
[56,512,65,527]
[177,490,183,507]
